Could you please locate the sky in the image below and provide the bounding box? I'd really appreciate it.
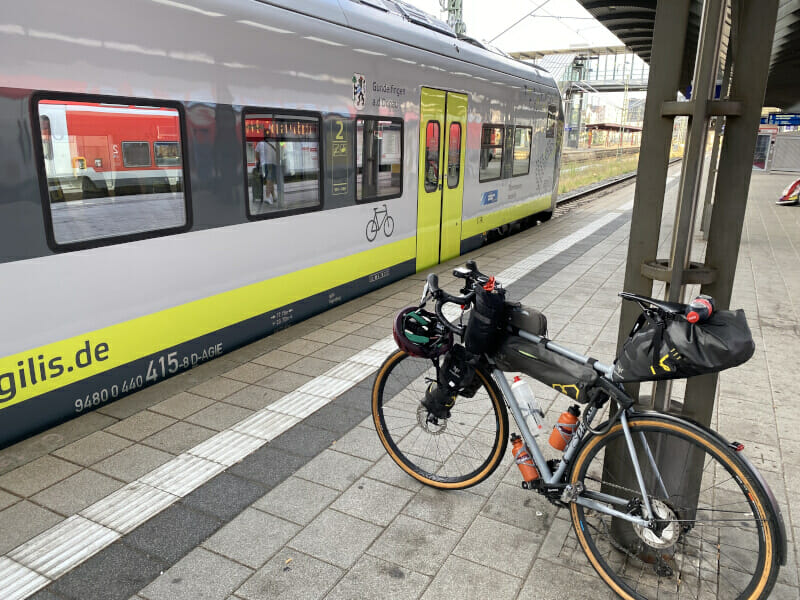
[403,0,622,53]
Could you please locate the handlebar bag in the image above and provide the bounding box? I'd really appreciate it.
[464,286,508,355]
[612,309,755,382]
[494,336,598,403]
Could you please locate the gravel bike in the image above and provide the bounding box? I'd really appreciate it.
[372,261,786,600]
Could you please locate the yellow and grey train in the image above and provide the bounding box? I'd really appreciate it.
[0,0,563,447]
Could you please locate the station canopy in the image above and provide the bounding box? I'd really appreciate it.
[575,0,800,110]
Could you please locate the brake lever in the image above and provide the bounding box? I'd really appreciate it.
[420,281,430,306]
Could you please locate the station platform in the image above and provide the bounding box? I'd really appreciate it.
[1,169,798,600]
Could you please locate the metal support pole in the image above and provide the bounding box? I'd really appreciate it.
[652,0,727,411]
[616,0,692,402]
[683,0,779,428]
[700,55,733,237]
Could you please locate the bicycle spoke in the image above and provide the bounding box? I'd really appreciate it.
[570,418,777,599]
[374,351,505,487]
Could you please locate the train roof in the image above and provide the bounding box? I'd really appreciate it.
[259,0,557,89]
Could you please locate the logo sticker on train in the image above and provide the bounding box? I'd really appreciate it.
[481,190,499,205]
[352,73,367,110]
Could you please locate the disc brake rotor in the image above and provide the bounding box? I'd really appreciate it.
[633,499,680,549]
[417,405,447,435]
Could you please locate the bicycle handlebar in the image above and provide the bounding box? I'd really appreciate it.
[426,273,475,337]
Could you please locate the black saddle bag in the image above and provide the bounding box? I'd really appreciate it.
[494,336,598,402]
[612,309,755,382]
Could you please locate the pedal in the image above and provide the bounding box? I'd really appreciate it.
[560,482,584,503]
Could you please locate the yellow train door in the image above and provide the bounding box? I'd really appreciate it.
[416,88,467,272]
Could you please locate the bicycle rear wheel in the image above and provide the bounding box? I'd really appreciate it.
[569,414,781,600]
[372,350,508,489]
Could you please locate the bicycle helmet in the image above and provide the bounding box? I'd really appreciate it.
[393,306,453,359]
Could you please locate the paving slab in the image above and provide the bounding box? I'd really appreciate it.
[331,476,414,526]
[0,500,63,554]
[324,554,430,600]
[52,431,133,467]
[0,455,82,498]
[103,411,176,443]
[367,514,461,576]
[287,508,382,568]
[294,448,371,491]
[31,469,123,516]
[139,547,252,600]
[148,392,216,420]
[419,555,521,600]
[92,444,173,482]
[234,549,343,600]
[202,508,301,569]
[141,421,218,455]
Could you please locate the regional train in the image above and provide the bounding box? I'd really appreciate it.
[0,0,563,447]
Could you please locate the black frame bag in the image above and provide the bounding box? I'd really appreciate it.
[613,309,755,383]
[494,336,598,403]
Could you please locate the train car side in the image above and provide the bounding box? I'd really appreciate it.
[0,0,562,447]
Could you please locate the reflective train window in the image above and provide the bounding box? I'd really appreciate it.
[154,142,181,167]
[447,123,461,189]
[244,111,321,218]
[122,142,151,168]
[513,126,533,176]
[479,125,503,182]
[356,117,403,202]
[35,98,189,249]
[423,121,440,193]
[546,104,558,138]
[40,116,53,160]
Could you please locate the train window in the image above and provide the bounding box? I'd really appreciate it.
[154,142,181,167]
[356,117,403,202]
[546,104,558,139]
[40,116,53,160]
[479,125,503,182]
[447,123,461,189]
[423,121,440,193]
[244,111,321,218]
[502,125,514,179]
[513,126,533,176]
[122,142,152,168]
[34,98,189,249]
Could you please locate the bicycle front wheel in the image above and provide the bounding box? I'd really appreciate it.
[372,350,508,489]
[569,414,781,600]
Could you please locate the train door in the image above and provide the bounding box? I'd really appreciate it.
[416,87,467,272]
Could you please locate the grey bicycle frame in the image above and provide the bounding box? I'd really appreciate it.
[492,329,658,526]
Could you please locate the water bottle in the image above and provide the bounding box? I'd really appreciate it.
[510,433,539,484]
[685,294,715,324]
[511,376,544,436]
[549,405,580,451]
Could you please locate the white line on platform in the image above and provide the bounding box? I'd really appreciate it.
[0,201,633,598]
